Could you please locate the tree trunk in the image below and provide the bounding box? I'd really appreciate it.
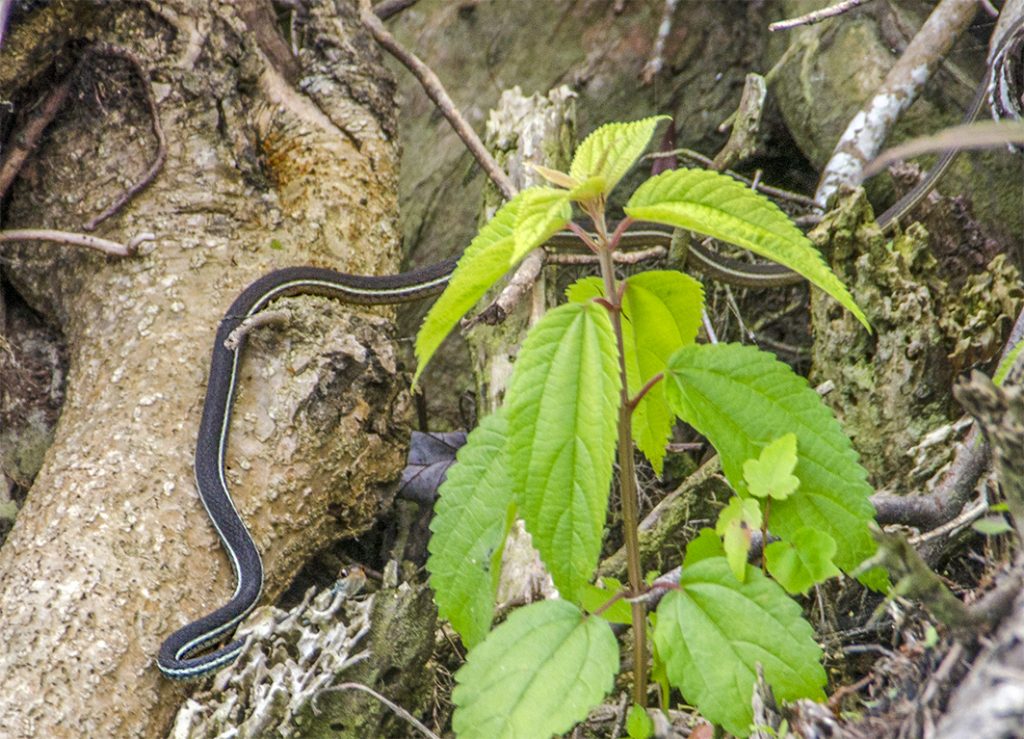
[0,2,411,736]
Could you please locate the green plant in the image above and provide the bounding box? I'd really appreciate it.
[416,117,880,738]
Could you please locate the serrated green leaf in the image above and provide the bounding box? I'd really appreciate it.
[452,599,618,739]
[654,557,826,736]
[626,704,655,739]
[568,175,608,202]
[625,169,870,331]
[683,527,726,568]
[570,116,670,197]
[414,196,522,384]
[716,497,762,582]
[566,271,703,474]
[580,579,633,625]
[507,302,621,603]
[765,528,842,594]
[512,186,572,263]
[972,516,1013,535]
[427,411,513,648]
[565,276,604,304]
[744,433,800,501]
[665,343,877,580]
[621,271,703,474]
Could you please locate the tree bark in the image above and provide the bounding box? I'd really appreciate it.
[0,2,412,736]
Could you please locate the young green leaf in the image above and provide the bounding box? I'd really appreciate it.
[531,163,579,190]
[624,168,870,331]
[764,528,842,594]
[507,301,621,603]
[512,186,572,263]
[665,343,877,580]
[654,556,826,737]
[565,275,604,304]
[972,516,1013,535]
[580,579,633,625]
[620,271,703,473]
[715,497,762,582]
[414,196,522,384]
[566,271,703,474]
[650,636,671,709]
[744,433,800,501]
[452,599,619,739]
[569,116,670,197]
[683,527,726,568]
[626,704,655,739]
[567,175,608,202]
[426,411,513,648]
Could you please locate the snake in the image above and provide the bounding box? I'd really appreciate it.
[157,16,1019,678]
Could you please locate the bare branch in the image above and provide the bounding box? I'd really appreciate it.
[0,72,75,200]
[358,0,516,199]
[864,121,1024,178]
[224,309,291,350]
[769,0,874,32]
[815,0,980,207]
[545,245,666,265]
[0,229,152,257]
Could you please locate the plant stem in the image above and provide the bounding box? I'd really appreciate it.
[597,237,648,707]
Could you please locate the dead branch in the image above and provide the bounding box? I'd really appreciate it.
[815,0,980,207]
[0,228,152,256]
[358,0,515,199]
[0,71,75,199]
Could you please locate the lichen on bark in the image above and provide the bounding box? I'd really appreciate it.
[809,188,1021,494]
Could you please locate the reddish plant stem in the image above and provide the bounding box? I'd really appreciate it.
[608,216,635,252]
[567,221,601,253]
[597,236,648,707]
[627,372,664,412]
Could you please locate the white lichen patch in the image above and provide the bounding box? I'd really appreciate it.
[170,573,372,739]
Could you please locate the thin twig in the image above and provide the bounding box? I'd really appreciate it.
[224,309,291,350]
[313,682,441,739]
[358,0,515,199]
[0,228,153,257]
[83,45,167,231]
[769,0,874,32]
[0,72,76,200]
[908,498,988,545]
[545,245,666,265]
[701,309,719,344]
[864,121,1024,178]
